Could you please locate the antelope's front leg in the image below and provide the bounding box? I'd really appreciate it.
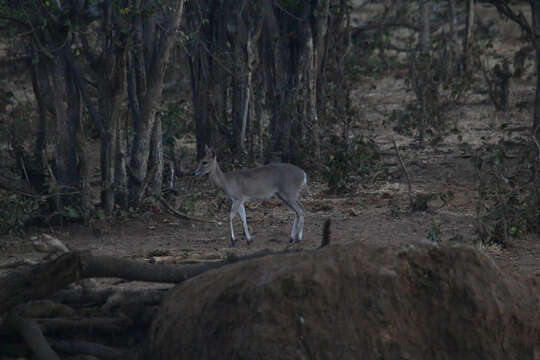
[229,200,241,247]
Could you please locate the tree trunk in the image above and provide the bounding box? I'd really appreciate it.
[463,0,475,72]
[77,134,92,226]
[115,120,128,211]
[128,0,185,204]
[190,52,213,160]
[231,4,249,157]
[447,0,459,75]
[419,0,431,53]
[149,116,164,197]
[417,0,432,148]
[30,52,50,194]
[99,124,117,216]
[531,0,540,209]
[531,0,540,144]
[242,13,263,161]
[262,1,292,162]
[50,51,80,207]
[306,0,330,165]
[97,41,126,216]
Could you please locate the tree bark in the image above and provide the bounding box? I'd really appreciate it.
[416,0,432,147]
[149,116,164,197]
[463,0,475,72]
[128,0,185,204]
[419,0,431,53]
[531,0,540,144]
[231,2,249,157]
[50,51,80,206]
[262,0,292,162]
[187,1,229,160]
[190,51,213,160]
[447,0,459,75]
[30,51,50,194]
[115,121,129,210]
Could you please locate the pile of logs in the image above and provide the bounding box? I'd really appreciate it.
[0,223,332,359]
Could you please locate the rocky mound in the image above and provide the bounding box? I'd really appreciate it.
[150,242,540,360]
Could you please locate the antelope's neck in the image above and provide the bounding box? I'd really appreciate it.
[210,162,228,192]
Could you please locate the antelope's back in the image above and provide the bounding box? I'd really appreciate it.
[232,163,306,199]
[264,163,306,193]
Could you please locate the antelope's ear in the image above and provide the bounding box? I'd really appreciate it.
[204,144,211,153]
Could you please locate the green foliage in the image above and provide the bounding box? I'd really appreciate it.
[448,234,465,243]
[322,136,382,194]
[474,143,540,246]
[390,104,417,137]
[398,48,471,144]
[426,220,441,242]
[181,194,196,214]
[0,192,43,234]
[160,101,192,147]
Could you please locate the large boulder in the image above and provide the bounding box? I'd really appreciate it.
[150,243,540,360]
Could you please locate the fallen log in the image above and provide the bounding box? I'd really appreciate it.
[6,312,60,360]
[49,339,130,359]
[1,248,300,315]
[37,317,132,334]
[51,286,170,308]
[0,239,309,360]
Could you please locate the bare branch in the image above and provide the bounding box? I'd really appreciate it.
[153,194,215,223]
[483,0,534,41]
[392,139,414,207]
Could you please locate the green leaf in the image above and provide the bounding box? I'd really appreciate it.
[65,207,79,219]
[96,209,105,220]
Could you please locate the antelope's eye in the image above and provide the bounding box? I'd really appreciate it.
[203,161,208,165]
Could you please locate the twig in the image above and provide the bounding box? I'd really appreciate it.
[153,194,215,223]
[273,0,305,21]
[533,136,540,153]
[392,140,414,207]
[19,158,31,188]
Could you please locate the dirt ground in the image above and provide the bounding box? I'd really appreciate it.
[1,77,539,281]
[1,3,539,287]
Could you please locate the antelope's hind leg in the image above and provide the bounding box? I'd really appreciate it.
[294,200,305,242]
[238,203,252,245]
[277,193,304,243]
[229,200,241,247]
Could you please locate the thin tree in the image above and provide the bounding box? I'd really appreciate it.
[128,0,186,203]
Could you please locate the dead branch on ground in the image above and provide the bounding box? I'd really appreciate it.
[392,139,414,207]
[153,194,215,223]
[0,226,335,359]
